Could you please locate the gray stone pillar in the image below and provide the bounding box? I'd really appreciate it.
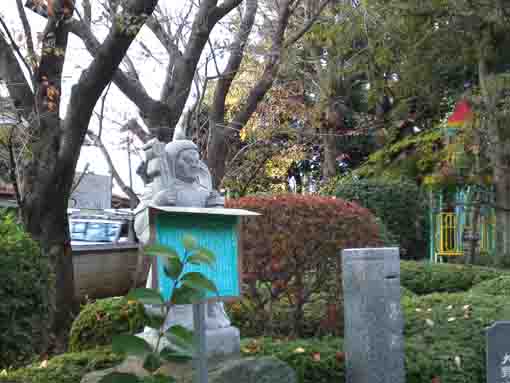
[342,247,405,383]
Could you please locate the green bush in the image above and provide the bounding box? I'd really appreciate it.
[0,212,49,369]
[326,178,428,259]
[402,291,510,383]
[69,297,148,352]
[241,337,345,383]
[400,260,507,295]
[470,275,510,295]
[0,347,122,383]
[5,288,507,383]
[227,195,383,337]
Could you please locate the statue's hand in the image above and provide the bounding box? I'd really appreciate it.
[153,189,177,206]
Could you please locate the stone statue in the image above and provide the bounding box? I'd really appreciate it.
[134,138,231,331]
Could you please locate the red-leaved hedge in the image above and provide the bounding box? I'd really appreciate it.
[226,195,383,337]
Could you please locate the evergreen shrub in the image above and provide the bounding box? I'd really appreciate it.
[470,276,510,295]
[400,260,507,295]
[68,297,148,352]
[0,212,49,369]
[226,195,383,337]
[328,178,428,259]
[0,347,122,383]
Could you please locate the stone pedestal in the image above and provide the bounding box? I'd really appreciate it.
[342,247,405,383]
[136,326,240,359]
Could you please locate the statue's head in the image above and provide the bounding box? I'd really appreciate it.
[165,140,203,183]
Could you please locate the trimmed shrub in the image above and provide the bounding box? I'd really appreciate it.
[228,286,417,338]
[227,195,383,337]
[400,260,507,295]
[241,337,345,383]
[69,297,148,352]
[470,275,510,295]
[0,347,122,383]
[0,212,49,369]
[326,178,428,259]
[402,291,510,383]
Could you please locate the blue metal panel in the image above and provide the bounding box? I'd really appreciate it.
[155,213,239,300]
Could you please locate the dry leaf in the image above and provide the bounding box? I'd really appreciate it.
[294,347,305,354]
[335,351,345,362]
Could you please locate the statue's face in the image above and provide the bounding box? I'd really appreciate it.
[175,149,201,182]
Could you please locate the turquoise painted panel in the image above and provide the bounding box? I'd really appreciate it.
[155,213,239,300]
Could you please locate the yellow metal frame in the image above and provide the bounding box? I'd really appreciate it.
[437,213,463,256]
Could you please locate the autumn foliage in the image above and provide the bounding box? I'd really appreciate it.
[226,194,383,336]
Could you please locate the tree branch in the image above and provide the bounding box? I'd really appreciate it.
[0,15,34,86]
[16,0,36,77]
[60,0,160,166]
[122,118,150,143]
[87,131,140,205]
[67,17,172,135]
[284,0,332,48]
[0,29,34,120]
[164,0,243,130]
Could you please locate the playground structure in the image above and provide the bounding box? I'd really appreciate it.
[428,185,495,263]
[426,98,496,263]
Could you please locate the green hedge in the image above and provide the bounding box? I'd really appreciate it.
[69,297,148,352]
[325,178,428,259]
[470,276,510,296]
[0,213,49,369]
[4,289,508,383]
[0,347,122,383]
[241,337,344,383]
[400,261,507,295]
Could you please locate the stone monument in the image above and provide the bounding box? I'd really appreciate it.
[134,138,240,358]
[486,321,510,383]
[342,247,405,383]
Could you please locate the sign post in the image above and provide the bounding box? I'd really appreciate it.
[146,206,259,383]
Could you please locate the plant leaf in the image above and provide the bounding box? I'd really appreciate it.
[181,272,218,295]
[98,372,140,383]
[182,235,198,251]
[188,247,216,266]
[126,288,164,306]
[171,285,206,305]
[160,347,194,364]
[165,325,195,351]
[144,244,179,259]
[163,256,183,280]
[112,334,152,357]
[143,353,162,373]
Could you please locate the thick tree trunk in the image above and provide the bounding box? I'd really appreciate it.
[478,31,510,263]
